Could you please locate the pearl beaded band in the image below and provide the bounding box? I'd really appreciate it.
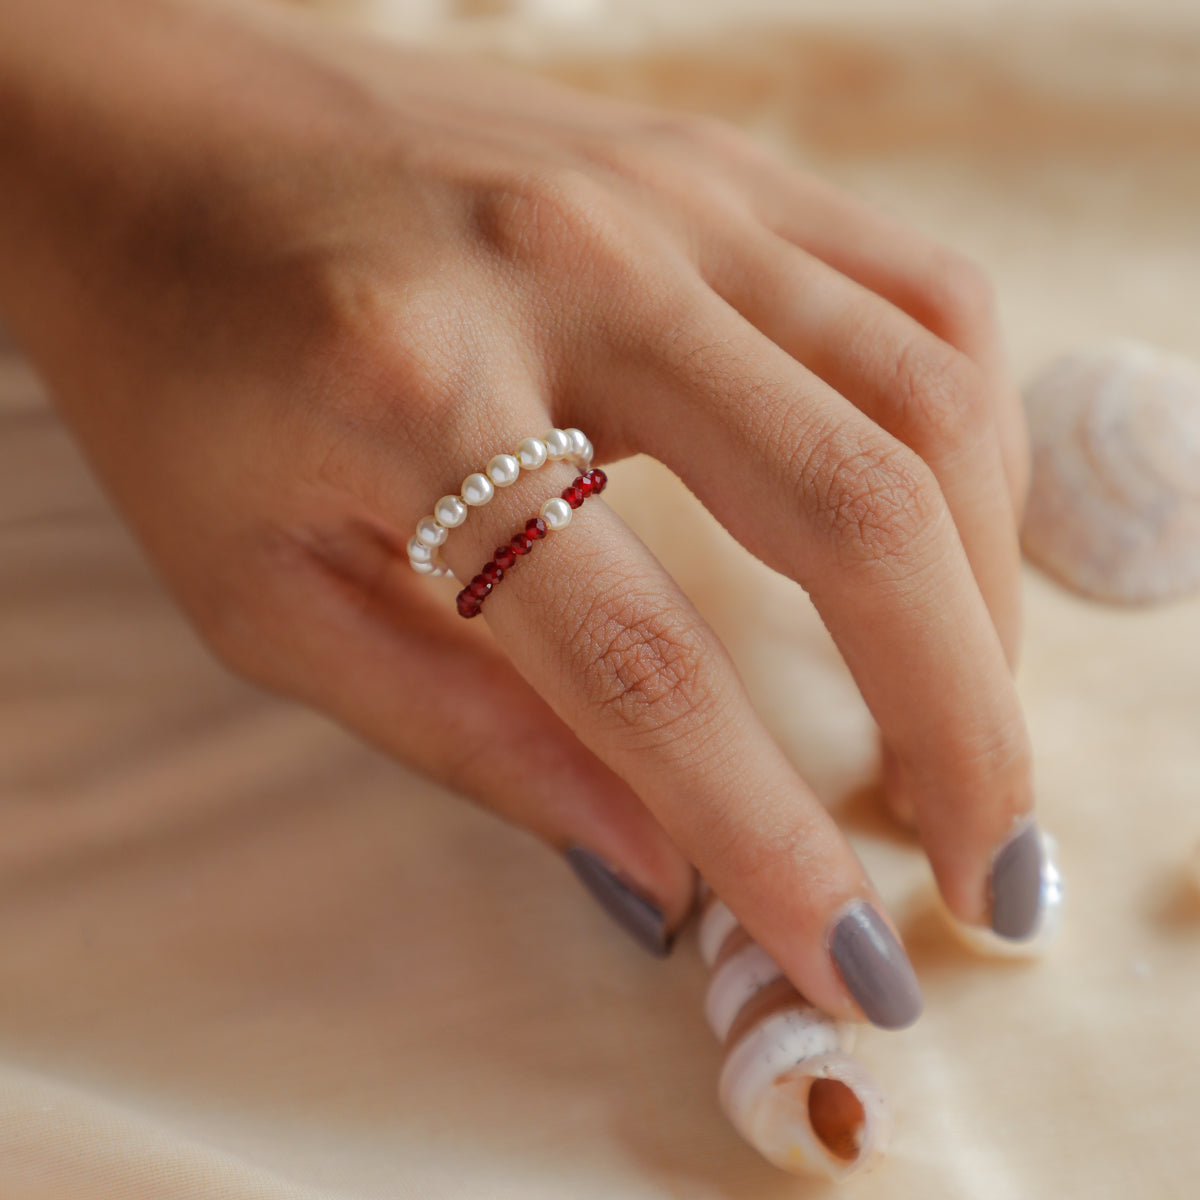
[456,469,607,618]
[406,428,594,579]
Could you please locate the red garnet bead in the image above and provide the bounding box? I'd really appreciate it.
[577,473,595,498]
[467,575,493,601]
[480,561,503,585]
[525,517,547,540]
[456,591,481,619]
[494,545,517,570]
[562,483,586,509]
[511,531,534,556]
[587,468,608,495]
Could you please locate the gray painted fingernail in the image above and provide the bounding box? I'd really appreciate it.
[829,900,924,1030]
[565,845,672,958]
[990,821,1045,940]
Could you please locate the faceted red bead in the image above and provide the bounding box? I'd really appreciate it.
[494,545,517,569]
[588,468,607,494]
[562,484,585,509]
[480,561,503,585]
[456,591,481,619]
[577,474,595,497]
[525,517,547,540]
[467,576,493,601]
[511,532,534,556]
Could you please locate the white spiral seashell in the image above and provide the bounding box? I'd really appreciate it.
[705,939,784,1041]
[939,831,1065,958]
[1021,342,1200,605]
[697,893,889,1179]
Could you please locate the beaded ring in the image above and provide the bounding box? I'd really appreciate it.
[456,469,606,618]
[406,428,593,579]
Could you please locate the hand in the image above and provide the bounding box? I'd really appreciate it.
[0,0,1037,1027]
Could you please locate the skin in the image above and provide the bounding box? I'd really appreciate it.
[0,0,1034,1024]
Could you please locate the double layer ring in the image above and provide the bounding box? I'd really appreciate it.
[405,427,593,579]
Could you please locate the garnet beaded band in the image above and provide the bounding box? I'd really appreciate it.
[456,468,607,619]
[406,428,593,579]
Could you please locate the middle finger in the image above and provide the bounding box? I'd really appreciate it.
[703,227,1023,663]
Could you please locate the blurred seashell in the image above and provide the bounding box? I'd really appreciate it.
[697,893,887,1178]
[697,895,738,967]
[940,831,1065,958]
[1021,342,1200,604]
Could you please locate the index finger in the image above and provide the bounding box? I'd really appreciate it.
[435,446,924,1029]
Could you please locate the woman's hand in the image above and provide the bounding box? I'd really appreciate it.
[0,0,1038,1027]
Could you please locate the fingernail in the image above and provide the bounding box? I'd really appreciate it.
[989,821,1046,940]
[564,845,673,958]
[829,900,923,1030]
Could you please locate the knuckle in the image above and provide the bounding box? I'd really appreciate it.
[796,424,946,570]
[471,167,626,274]
[308,267,491,472]
[579,114,755,230]
[687,112,743,150]
[650,110,741,153]
[939,713,1032,799]
[363,294,460,411]
[914,250,998,348]
[376,304,471,422]
[712,813,818,897]
[565,578,723,754]
[891,338,991,453]
[971,716,1031,783]
[310,262,469,427]
[587,112,740,176]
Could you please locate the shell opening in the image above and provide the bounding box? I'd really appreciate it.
[807,1077,866,1162]
[751,1061,879,1176]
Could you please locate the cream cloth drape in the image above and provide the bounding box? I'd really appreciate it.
[2,2,1199,1196]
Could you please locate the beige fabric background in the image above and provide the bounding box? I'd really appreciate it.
[3,1,1199,1196]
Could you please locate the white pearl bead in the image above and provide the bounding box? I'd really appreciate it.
[434,494,467,528]
[542,428,572,459]
[410,557,436,575]
[407,537,434,564]
[565,428,589,458]
[486,453,521,487]
[515,436,548,471]
[416,516,448,547]
[461,472,495,506]
[540,496,573,530]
